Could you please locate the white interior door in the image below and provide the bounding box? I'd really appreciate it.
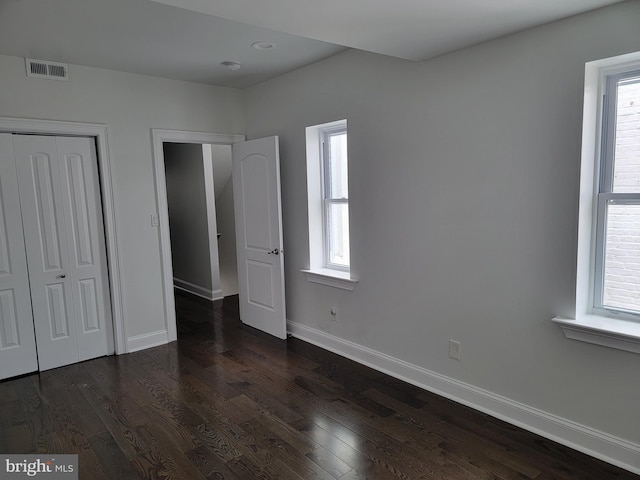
[13,135,113,371]
[232,136,286,339]
[0,134,39,379]
[55,137,113,362]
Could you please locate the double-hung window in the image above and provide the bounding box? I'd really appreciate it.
[595,68,640,317]
[553,52,640,354]
[303,119,357,290]
[321,125,350,270]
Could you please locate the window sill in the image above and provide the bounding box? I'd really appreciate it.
[551,315,640,354]
[301,269,358,291]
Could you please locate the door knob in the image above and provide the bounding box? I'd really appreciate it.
[267,248,280,255]
[56,274,66,279]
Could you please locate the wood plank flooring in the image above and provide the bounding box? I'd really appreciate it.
[0,292,637,479]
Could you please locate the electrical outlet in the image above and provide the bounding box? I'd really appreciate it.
[449,340,461,360]
[330,307,338,322]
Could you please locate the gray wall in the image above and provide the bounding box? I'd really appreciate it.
[245,0,640,452]
[165,143,238,298]
[210,145,239,297]
[164,143,213,293]
[0,54,244,340]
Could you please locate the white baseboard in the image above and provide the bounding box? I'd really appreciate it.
[287,320,640,475]
[127,329,169,353]
[212,290,224,301]
[173,277,223,301]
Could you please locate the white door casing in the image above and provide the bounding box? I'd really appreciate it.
[151,129,245,343]
[232,137,286,339]
[0,134,39,379]
[0,116,125,357]
[13,135,113,371]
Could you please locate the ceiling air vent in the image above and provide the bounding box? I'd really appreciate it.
[25,58,69,81]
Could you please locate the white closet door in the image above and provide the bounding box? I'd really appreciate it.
[14,135,78,370]
[13,135,112,371]
[56,136,113,362]
[0,134,39,379]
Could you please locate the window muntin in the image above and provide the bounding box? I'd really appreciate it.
[595,70,640,316]
[321,126,350,270]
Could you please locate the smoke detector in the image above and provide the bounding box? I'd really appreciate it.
[221,61,242,71]
[251,41,276,50]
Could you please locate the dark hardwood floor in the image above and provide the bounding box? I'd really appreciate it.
[0,292,637,479]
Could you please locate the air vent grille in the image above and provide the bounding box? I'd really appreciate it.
[47,64,67,78]
[30,61,47,76]
[25,58,69,81]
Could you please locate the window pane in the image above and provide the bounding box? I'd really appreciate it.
[612,77,640,193]
[328,132,348,199]
[327,203,350,267]
[602,203,640,313]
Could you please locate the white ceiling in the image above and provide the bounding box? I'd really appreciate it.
[0,0,626,89]
[0,0,345,88]
[150,0,626,61]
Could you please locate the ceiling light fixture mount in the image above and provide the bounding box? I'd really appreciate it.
[251,41,276,50]
[221,61,242,71]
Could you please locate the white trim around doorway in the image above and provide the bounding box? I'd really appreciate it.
[151,129,245,342]
[0,116,126,355]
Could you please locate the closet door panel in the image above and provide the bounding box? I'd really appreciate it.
[0,133,38,380]
[13,135,78,370]
[56,137,112,361]
[30,151,64,270]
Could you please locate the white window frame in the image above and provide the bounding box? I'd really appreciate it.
[301,119,358,290]
[593,69,640,318]
[321,124,349,272]
[552,51,640,353]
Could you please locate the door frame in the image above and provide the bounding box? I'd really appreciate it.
[0,116,126,354]
[151,129,244,342]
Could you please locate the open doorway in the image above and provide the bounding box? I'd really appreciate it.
[163,142,238,302]
[151,129,245,343]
